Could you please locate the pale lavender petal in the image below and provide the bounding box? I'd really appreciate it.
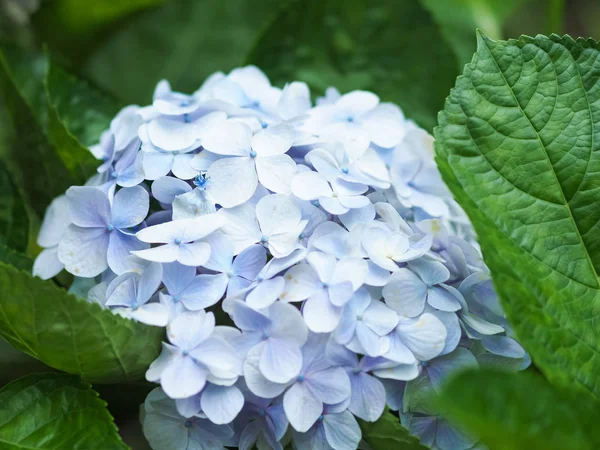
[190,337,239,376]
[322,411,362,449]
[152,176,192,204]
[228,300,271,331]
[33,247,64,280]
[180,273,228,310]
[255,154,297,194]
[146,342,179,382]
[347,372,386,421]
[105,272,137,307]
[260,338,302,383]
[142,151,173,180]
[243,345,289,398]
[383,268,427,317]
[161,355,207,399]
[407,416,437,447]
[66,186,110,228]
[327,281,354,307]
[177,241,211,266]
[363,299,398,335]
[426,307,461,356]
[427,286,462,312]
[409,259,450,285]
[303,290,342,333]
[136,262,163,304]
[284,382,322,432]
[436,419,478,450]
[239,421,261,450]
[172,154,198,180]
[37,195,71,248]
[132,244,180,263]
[307,367,350,405]
[427,348,478,392]
[176,395,201,418]
[167,310,215,349]
[148,117,199,151]
[246,276,285,309]
[232,244,267,280]
[107,230,148,275]
[481,336,525,359]
[395,313,447,361]
[200,384,244,424]
[206,156,257,208]
[356,322,388,356]
[162,262,196,296]
[130,303,169,327]
[116,152,145,187]
[58,225,109,277]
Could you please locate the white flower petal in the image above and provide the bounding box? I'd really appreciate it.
[243,345,289,398]
[177,241,212,266]
[202,120,252,156]
[58,225,109,277]
[284,382,322,432]
[200,384,244,425]
[303,290,342,333]
[251,123,294,157]
[383,269,427,317]
[255,154,296,194]
[291,171,332,201]
[161,355,207,399]
[396,313,447,361]
[256,194,302,237]
[33,247,64,280]
[148,117,199,151]
[336,90,379,117]
[206,156,257,208]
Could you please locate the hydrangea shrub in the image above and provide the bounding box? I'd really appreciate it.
[34,66,529,450]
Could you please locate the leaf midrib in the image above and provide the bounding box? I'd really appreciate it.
[480,35,600,286]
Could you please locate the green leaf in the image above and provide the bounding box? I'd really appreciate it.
[359,410,428,450]
[44,59,118,181]
[82,0,282,104]
[0,47,117,216]
[246,0,458,130]
[434,33,600,398]
[0,373,128,449]
[438,368,600,450]
[0,245,32,271]
[0,261,163,383]
[0,162,29,252]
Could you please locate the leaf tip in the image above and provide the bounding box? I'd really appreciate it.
[475,29,493,50]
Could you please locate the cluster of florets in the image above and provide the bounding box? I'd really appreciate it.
[34,66,528,450]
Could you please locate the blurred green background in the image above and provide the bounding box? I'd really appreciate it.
[0,0,598,448]
[1,0,599,131]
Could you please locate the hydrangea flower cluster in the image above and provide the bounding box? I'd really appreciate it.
[35,66,529,450]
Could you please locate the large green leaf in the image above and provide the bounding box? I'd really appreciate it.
[0,47,116,216]
[438,368,600,450]
[0,373,128,449]
[0,162,29,252]
[0,261,163,383]
[0,49,69,216]
[360,410,428,450]
[83,0,282,104]
[434,33,600,398]
[246,0,458,130]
